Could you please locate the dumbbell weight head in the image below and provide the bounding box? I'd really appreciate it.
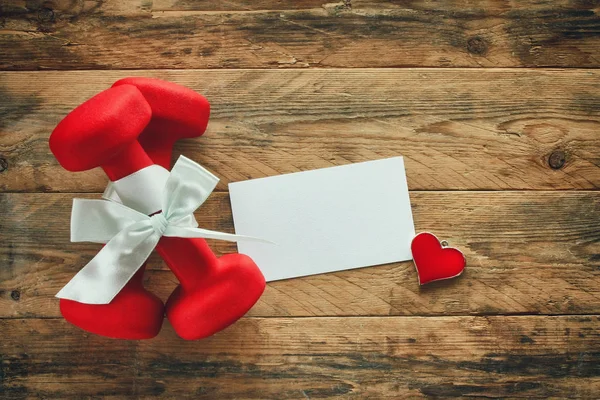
[50,84,155,180]
[112,77,210,169]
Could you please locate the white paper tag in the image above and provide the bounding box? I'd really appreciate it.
[228,157,415,281]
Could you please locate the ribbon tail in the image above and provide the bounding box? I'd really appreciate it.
[57,221,159,304]
[164,226,275,244]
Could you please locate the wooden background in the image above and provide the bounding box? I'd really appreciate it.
[1,0,599,398]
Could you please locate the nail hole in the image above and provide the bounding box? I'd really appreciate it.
[0,158,7,173]
[11,290,20,301]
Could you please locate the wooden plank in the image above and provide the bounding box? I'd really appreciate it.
[1,316,599,398]
[1,69,599,192]
[1,1,600,69]
[154,0,334,12]
[1,191,598,318]
[1,0,333,14]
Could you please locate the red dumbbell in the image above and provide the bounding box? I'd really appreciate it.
[50,84,266,340]
[111,78,266,339]
[52,86,162,339]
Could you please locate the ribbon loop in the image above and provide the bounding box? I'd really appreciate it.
[58,156,271,305]
[162,156,219,222]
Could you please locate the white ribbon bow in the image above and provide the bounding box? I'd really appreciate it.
[57,156,270,305]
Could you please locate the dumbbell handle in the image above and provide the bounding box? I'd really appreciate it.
[102,141,154,181]
[158,237,218,291]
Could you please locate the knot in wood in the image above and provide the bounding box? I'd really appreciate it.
[11,290,21,301]
[37,8,55,23]
[0,157,7,173]
[548,150,566,170]
[467,37,488,55]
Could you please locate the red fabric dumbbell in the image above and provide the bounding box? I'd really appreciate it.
[50,82,265,340]
[113,78,267,339]
[51,86,163,339]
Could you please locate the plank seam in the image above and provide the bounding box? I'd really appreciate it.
[1,67,600,73]
[2,314,598,321]
[1,190,599,195]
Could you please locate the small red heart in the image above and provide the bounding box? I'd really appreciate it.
[411,232,465,285]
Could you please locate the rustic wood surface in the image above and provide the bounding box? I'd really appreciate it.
[2,69,600,192]
[1,0,599,399]
[1,191,599,319]
[2,0,600,69]
[2,316,600,398]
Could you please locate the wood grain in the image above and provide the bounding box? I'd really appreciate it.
[1,1,599,69]
[1,69,599,192]
[1,191,598,318]
[1,316,599,398]
[2,1,599,396]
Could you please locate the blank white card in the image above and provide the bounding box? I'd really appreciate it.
[228,157,415,281]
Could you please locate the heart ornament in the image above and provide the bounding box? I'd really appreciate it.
[411,232,466,285]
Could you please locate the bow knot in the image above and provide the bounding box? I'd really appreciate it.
[57,156,271,305]
[150,213,169,236]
